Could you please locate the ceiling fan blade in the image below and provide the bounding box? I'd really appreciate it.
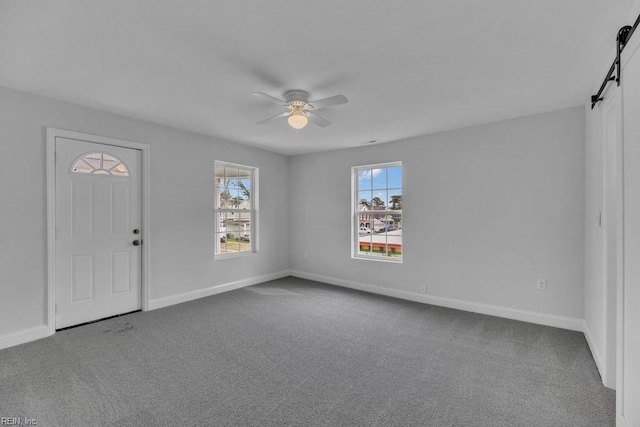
[309,94,348,110]
[252,92,286,105]
[256,111,289,125]
[308,112,331,128]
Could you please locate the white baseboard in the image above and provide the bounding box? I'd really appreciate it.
[148,269,292,310]
[290,270,584,332]
[583,320,606,381]
[0,325,50,351]
[617,415,630,427]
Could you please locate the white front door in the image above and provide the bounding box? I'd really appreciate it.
[55,137,142,329]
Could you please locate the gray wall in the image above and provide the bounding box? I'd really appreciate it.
[0,86,586,340]
[289,107,585,319]
[0,86,290,336]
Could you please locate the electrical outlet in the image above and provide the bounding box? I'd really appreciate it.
[420,285,427,293]
[536,279,547,291]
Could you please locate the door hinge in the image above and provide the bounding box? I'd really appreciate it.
[598,211,602,227]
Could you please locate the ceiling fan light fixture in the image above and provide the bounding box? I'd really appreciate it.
[287,112,308,130]
[253,90,347,129]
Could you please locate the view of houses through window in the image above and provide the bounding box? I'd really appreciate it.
[214,162,256,256]
[354,162,403,261]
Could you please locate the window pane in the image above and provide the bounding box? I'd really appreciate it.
[381,213,402,257]
[225,167,239,188]
[82,154,101,169]
[372,168,387,190]
[357,169,372,191]
[387,166,402,188]
[216,187,228,209]
[388,190,402,211]
[239,178,251,191]
[72,160,93,174]
[357,213,373,256]
[111,163,129,177]
[225,189,241,208]
[102,154,119,170]
[358,191,372,209]
[239,212,251,251]
[219,212,229,233]
[372,190,387,209]
[224,219,240,252]
[239,179,251,206]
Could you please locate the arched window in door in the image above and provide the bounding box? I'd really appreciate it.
[70,152,130,177]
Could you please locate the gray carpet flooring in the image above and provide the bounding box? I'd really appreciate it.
[0,277,614,426]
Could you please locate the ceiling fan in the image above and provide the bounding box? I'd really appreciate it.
[252,90,348,130]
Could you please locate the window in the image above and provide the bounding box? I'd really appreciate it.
[353,162,402,261]
[70,152,129,177]
[214,162,257,257]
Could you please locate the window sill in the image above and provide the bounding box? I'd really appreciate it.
[352,255,403,264]
[215,251,257,260]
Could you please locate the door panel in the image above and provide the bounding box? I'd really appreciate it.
[111,183,130,234]
[55,137,141,328]
[71,181,94,237]
[71,254,94,302]
[111,252,130,295]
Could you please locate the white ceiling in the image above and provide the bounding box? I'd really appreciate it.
[0,1,636,155]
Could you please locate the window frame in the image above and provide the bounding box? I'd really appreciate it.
[214,161,258,259]
[351,161,403,263]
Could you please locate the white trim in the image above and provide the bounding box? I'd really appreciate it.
[351,255,404,264]
[353,160,403,171]
[214,251,258,260]
[46,128,152,337]
[0,325,49,350]
[583,320,606,382]
[617,415,630,427]
[46,131,56,336]
[148,270,291,310]
[289,270,584,331]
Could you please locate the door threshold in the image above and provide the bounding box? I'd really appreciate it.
[56,310,141,331]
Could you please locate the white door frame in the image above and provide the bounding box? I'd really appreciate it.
[46,128,151,336]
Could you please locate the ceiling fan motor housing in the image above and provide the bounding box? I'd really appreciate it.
[284,90,310,105]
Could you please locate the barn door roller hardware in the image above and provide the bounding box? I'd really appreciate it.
[591,14,640,109]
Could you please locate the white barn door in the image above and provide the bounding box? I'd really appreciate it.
[55,137,142,329]
[620,25,640,426]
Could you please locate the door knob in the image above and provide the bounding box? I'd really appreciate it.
[133,240,142,246]
[133,229,140,235]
